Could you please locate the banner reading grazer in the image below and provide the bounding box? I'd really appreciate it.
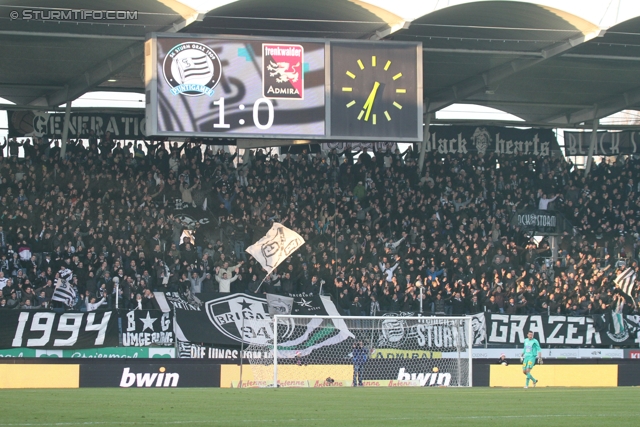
[121,310,174,347]
[0,310,118,349]
[484,313,640,347]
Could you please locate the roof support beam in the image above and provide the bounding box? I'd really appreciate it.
[0,83,64,90]
[425,29,604,113]
[418,101,430,175]
[0,30,142,41]
[584,109,598,176]
[544,86,640,125]
[455,100,591,109]
[420,48,640,62]
[28,12,204,108]
[370,20,411,40]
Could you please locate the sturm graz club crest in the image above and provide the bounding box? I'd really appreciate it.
[163,42,222,97]
[205,294,271,345]
[378,313,410,346]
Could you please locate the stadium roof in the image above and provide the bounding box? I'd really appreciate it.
[1,0,640,128]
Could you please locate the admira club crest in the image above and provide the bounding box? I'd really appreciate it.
[205,294,271,345]
[163,42,222,97]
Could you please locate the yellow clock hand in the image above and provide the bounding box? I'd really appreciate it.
[361,81,380,121]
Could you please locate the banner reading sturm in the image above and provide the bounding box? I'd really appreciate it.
[0,310,118,349]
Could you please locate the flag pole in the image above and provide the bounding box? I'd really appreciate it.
[254,268,273,294]
[239,313,246,388]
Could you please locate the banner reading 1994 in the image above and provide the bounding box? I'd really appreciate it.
[0,310,118,349]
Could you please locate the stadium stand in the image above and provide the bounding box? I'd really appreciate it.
[0,137,638,318]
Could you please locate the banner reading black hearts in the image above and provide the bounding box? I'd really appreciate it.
[0,310,118,349]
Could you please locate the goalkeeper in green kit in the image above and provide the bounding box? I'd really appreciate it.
[521,331,542,388]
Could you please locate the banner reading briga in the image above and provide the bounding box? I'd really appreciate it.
[174,292,353,357]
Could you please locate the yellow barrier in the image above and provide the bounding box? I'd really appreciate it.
[490,365,617,387]
[221,364,354,388]
[221,365,432,388]
[0,364,79,389]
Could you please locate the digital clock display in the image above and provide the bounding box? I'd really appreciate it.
[147,35,326,138]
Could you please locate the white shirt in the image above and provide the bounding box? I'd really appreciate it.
[379,262,399,282]
[216,274,238,293]
[538,195,558,210]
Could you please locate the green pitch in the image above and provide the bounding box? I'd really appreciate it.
[0,388,637,426]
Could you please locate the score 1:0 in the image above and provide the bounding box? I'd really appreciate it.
[213,97,275,130]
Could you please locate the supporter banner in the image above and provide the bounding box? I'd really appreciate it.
[563,130,640,156]
[235,139,395,151]
[155,292,201,313]
[510,209,569,235]
[0,347,175,359]
[7,110,146,139]
[177,341,268,363]
[369,314,477,352]
[423,125,560,157]
[79,363,221,388]
[121,310,174,347]
[321,141,398,152]
[174,292,353,356]
[484,313,640,346]
[0,310,118,349]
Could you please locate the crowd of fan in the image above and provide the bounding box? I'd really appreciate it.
[0,134,639,318]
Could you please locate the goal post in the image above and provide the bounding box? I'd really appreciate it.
[245,315,474,388]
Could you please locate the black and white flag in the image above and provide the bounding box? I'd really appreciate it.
[266,293,293,316]
[615,268,637,297]
[246,223,304,273]
[51,279,76,307]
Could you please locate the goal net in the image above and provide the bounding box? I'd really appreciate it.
[245,315,473,388]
